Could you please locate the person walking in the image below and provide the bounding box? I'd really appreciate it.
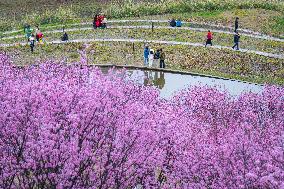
[232,32,240,50]
[29,34,35,53]
[234,17,239,32]
[144,46,150,66]
[149,49,154,67]
[159,49,166,68]
[205,30,213,47]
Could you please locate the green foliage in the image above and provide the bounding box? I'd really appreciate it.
[0,0,283,32]
[272,16,284,32]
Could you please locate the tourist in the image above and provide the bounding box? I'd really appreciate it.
[93,15,98,29]
[232,32,240,50]
[25,25,33,42]
[234,17,239,32]
[176,19,182,27]
[37,30,44,44]
[153,49,160,68]
[61,32,69,41]
[170,18,176,27]
[35,26,40,42]
[101,16,107,29]
[98,14,104,27]
[143,46,150,66]
[159,49,166,68]
[29,34,35,53]
[205,30,213,47]
[149,49,154,67]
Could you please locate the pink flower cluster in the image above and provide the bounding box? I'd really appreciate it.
[0,53,283,188]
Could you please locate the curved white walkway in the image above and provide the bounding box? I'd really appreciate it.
[2,19,283,42]
[2,25,284,44]
[1,38,283,59]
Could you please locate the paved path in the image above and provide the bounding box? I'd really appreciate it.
[2,19,283,42]
[2,25,284,43]
[1,38,283,59]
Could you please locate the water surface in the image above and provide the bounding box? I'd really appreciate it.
[101,67,263,98]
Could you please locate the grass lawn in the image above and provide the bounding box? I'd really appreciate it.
[1,41,283,85]
[2,27,283,55]
[0,0,283,37]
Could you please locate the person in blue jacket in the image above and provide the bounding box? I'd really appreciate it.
[144,46,150,66]
[176,19,182,27]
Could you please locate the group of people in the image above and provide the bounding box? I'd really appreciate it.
[93,14,107,29]
[169,18,182,27]
[24,25,45,52]
[144,46,166,68]
[205,17,241,50]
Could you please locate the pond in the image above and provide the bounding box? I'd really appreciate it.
[100,66,263,98]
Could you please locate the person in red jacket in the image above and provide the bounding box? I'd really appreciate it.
[95,19,100,28]
[37,31,44,44]
[98,14,104,27]
[205,30,213,47]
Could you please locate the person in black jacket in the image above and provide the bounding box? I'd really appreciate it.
[234,17,239,32]
[61,32,69,41]
[29,34,35,53]
[170,18,176,27]
[93,15,99,29]
[232,32,240,50]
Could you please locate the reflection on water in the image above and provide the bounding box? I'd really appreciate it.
[142,71,165,89]
[100,67,263,98]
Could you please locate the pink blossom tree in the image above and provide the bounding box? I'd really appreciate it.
[0,53,283,188]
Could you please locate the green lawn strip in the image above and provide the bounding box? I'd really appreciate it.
[129,9,284,37]
[1,8,282,38]
[1,41,283,85]
[1,0,283,32]
[2,27,283,54]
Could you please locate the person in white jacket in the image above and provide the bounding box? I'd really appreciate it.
[148,49,154,67]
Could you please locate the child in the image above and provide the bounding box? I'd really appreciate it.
[149,49,154,67]
[29,34,35,52]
